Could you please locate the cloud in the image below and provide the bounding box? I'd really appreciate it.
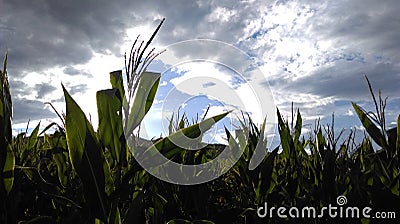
[286,60,400,100]
[62,66,94,78]
[233,0,400,130]
[13,99,56,124]
[345,110,354,117]
[1,0,399,137]
[9,80,33,98]
[67,84,88,95]
[159,80,168,86]
[35,82,57,98]
[63,66,81,76]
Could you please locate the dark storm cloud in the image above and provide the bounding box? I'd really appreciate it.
[0,0,157,125]
[315,0,400,55]
[13,99,57,124]
[35,82,57,98]
[0,0,263,77]
[9,80,33,97]
[0,0,130,76]
[279,60,400,101]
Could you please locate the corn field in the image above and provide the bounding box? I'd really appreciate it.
[1,24,399,223]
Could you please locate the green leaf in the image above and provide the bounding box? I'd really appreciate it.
[124,190,145,223]
[52,148,68,187]
[126,71,160,135]
[27,122,40,149]
[397,115,400,151]
[44,133,69,187]
[1,50,13,195]
[352,102,386,147]
[259,146,279,199]
[248,117,267,170]
[62,84,108,221]
[108,200,121,224]
[2,144,14,194]
[103,158,114,197]
[153,193,168,224]
[110,71,126,105]
[376,157,391,188]
[391,173,400,196]
[97,89,127,166]
[134,112,230,182]
[150,112,229,156]
[277,108,292,159]
[168,112,175,135]
[316,128,326,152]
[294,109,302,141]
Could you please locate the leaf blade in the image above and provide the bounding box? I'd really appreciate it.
[97,89,127,166]
[126,71,160,134]
[63,84,108,221]
[352,102,385,147]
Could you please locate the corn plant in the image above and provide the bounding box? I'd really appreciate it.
[59,18,231,224]
[0,51,15,223]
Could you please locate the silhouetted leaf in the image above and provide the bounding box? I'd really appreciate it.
[2,144,14,194]
[63,84,108,221]
[352,102,386,147]
[97,89,127,167]
[126,71,160,134]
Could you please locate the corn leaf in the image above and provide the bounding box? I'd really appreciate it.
[110,71,126,103]
[97,89,127,166]
[126,71,160,135]
[248,117,267,170]
[63,84,108,221]
[135,112,229,177]
[352,102,385,147]
[108,200,121,224]
[2,144,14,194]
[277,108,292,159]
[110,70,128,113]
[153,193,168,224]
[52,148,68,187]
[294,109,302,141]
[259,146,278,199]
[28,122,40,149]
[1,50,13,195]
[45,132,68,187]
[152,112,229,155]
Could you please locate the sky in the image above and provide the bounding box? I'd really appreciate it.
[1,0,399,146]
